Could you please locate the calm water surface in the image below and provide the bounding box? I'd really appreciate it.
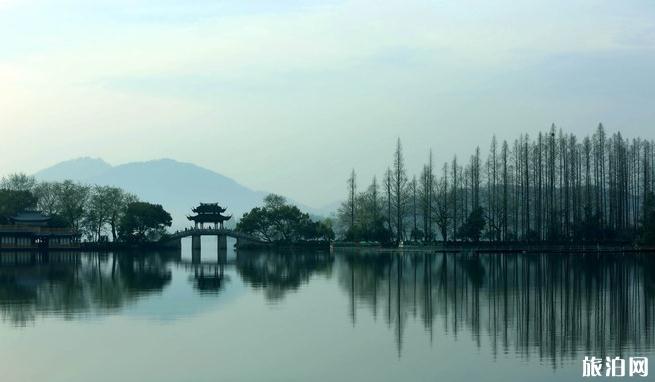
[1,244,654,382]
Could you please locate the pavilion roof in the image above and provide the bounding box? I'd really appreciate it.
[187,214,231,223]
[192,202,227,214]
[10,211,51,223]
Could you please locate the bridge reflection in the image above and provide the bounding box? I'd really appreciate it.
[179,243,229,294]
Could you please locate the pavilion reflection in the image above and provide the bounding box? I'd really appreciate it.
[0,251,172,326]
[180,249,229,294]
[336,251,655,366]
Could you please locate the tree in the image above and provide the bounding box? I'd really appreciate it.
[501,140,509,241]
[263,194,286,209]
[434,163,450,242]
[426,150,434,240]
[106,188,139,242]
[488,136,498,241]
[410,175,419,240]
[0,173,36,192]
[459,207,486,242]
[33,182,60,215]
[368,176,381,236]
[118,202,172,242]
[55,180,90,231]
[384,167,393,237]
[342,126,653,244]
[348,169,356,231]
[0,189,37,223]
[84,186,114,241]
[451,156,459,240]
[83,186,137,241]
[641,192,655,244]
[365,177,390,242]
[350,176,388,242]
[301,218,336,241]
[391,138,408,243]
[471,147,481,209]
[237,206,276,242]
[237,194,334,243]
[419,164,431,241]
[337,170,358,239]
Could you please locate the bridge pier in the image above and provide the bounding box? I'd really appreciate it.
[218,235,227,252]
[217,238,227,263]
[192,235,201,251]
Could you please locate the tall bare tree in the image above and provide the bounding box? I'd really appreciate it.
[391,138,408,242]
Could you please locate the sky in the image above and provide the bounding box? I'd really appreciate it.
[1,0,654,208]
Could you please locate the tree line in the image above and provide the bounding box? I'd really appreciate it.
[338,124,655,244]
[0,174,171,242]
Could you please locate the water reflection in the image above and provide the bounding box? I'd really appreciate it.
[179,250,228,294]
[1,249,654,369]
[337,251,655,367]
[0,251,171,326]
[236,250,333,301]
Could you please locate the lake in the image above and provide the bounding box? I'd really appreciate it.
[1,245,654,381]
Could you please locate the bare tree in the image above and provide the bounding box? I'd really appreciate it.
[391,138,408,243]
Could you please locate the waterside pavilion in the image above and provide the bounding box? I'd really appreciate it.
[0,211,80,250]
[187,202,232,229]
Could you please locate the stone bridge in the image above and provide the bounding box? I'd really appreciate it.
[161,228,268,250]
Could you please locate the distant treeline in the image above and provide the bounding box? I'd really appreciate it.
[338,124,655,244]
[0,174,171,243]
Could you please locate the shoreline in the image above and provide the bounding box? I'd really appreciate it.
[2,241,655,254]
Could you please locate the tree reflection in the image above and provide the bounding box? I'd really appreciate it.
[337,251,655,366]
[236,250,334,301]
[0,251,171,326]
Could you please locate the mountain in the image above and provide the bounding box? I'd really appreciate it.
[36,157,113,182]
[34,158,268,229]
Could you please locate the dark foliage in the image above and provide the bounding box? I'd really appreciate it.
[0,190,37,224]
[641,192,655,244]
[237,194,334,243]
[458,207,486,242]
[118,202,172,242]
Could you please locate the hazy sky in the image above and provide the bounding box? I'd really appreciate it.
[1,0,654,207]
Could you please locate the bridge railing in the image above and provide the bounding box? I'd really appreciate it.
[163,228,266,244]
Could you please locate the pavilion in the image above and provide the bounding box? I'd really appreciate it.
[187,203,232,229]
[0,211,80,250]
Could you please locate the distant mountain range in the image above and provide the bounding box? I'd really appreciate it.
[34,157,337,228]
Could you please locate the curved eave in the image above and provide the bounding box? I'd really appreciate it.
[10,218,51,223]
[187,214,231,222]
[192,206,227,214]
